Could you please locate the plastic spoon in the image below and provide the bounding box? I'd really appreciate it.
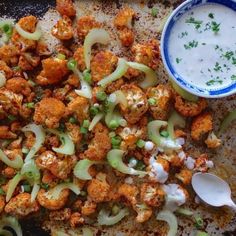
[192,172,236,211]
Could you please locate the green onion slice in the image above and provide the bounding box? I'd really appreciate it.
[0,149,23,169]
[22,124,45,162]
[73,159,102,180]
[97,208,129,226]
[47,129,75,155]
[175,207,193,216]
[126,61,158,89]
[0,216,22,236]
[84,28,110,70]
[107,149,147,177]
[196,231,208,236]
[98,58,129,87]
[89,113,104,131]
[30,181,40,202]
[218,109,236,135]
[156,210,178,236]
[15,23,41,41]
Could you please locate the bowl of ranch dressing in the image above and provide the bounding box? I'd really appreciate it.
[161,0,236,98]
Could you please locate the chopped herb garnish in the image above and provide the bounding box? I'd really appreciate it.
[176,58,182,64]
[206,79,223,86]
[213,62,221,72]
[211,21,220,33]
[215,45,219,50]
[223,51,234,60]
[0,188,5,195]
[208,13,214,19]
[185,17,203,30]
[41,183,49,190]
[231,75,236,81]
[202,43,206,45]
[151,8,158,17]
[184,40,198,50]
[232,57,236,65]
[178,31,188,38]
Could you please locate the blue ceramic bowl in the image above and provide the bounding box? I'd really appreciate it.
[161,0,236,98]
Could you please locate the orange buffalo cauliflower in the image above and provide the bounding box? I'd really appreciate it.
[87,173,110,203]
[66,96,89,124]
[81,123,111,161]
[205,131,221,149]
[81,200,97,216]
[114,7,136,47]
[131,39,160,70]
[134,204,152,223]
[175,169,193,185]
[0,45,20,66]
[36,151,77,180]
[73,47,86,71]
[140,183,165,207]
[0,60,13,79]
[194,154,213,172]
[0,196,5,213]
[77,16,102,39]
[11,16,38,52]
[91,51,118,82]
[146,84,172,120]
[37,188,69,210]
[33,97,66,128]
[191,112,213,141]
[5,77,31,96]
[5,193,39,217]
[174,94,207,117]
[65,123,82,144]
[70,212,85,227]
[120,84,148,124]
[0,126,17,139]
[52,15,73,40]
[36,58,68,85]
[56,0,76,17]
[18,52,40,71]
[49,208,71,221]
[105,78,124,94]
[118,183,138,206]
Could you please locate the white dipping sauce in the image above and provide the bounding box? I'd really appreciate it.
[169,3,236,89]
[149,156,168,183]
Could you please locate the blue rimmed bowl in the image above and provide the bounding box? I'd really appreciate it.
[161,0,236,98]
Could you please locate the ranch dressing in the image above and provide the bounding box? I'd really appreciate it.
[149,156,168,183]
[168,3,236,89]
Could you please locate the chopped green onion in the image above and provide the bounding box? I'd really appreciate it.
[89,113,104,131]
[156,210,178,236]
[107,149,147,177]
[84,28,110,70]
[57,53,66,60]
[67,59,77,71]
[25,102,35,109]
[15,23,41,41]
[80,127,88,134]
[97,208,129,226]
[109,120,119,130]
[22,184,31,193]
[0,149,23,169]
[0,187,5,195]
[69,116,77,124]
[112,205,120,215]
[109,132,116,138]
[126,61,158,89]
[111,136,122,148]
[47,129,75,155]
[196,231,208,236]
[90,106,99,116]
[82,119,90,128]
[83,69,92,84]
[160,130,169,137]
[136,160,146,171]
[171,81,198,102]
[96,91,107,101]
[12,66,21,71]
[218,110,236,135]
[21,160,40,181]
[175,207,193,216]
[58,123,66,132]
[74,159,102,180]
[41,183,49,190]
[8,114,16,121]
[194,215,204,229]
[22,124,46,162]
[151,8,158,17]
[0,215,22,236]
[136,139,145,148]
[148,98,156,105]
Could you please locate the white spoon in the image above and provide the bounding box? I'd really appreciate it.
[192,172,236,211]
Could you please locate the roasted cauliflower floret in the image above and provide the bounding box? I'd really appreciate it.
[5,193,39,217]
[114,7,136,47]
[0,45,20,66]
[140,183,165,207]
[36,58,69,85]
[105,78,124,94]
[87,173,110,203]
[205,131,221,149]
[66,96,89,124]
[81,123,111,161]
[36,151,77,180]
[5,77,31,96]
[33,97,66,128]
[81,200,97,216]
[0,196,5,214]
[73,47,86,71]
[134,204,152,223]
[11,16,38,51]
[118,183,138,206]
[2,167,16,178]
[91,51,118,82]
[132,39,160,69]
[18,52,40,71]
[146,84,172,120]
[0,126,17,139]
[77,16,102,39]
[37,188,69,210]
[65,123,82,144]
[194,154,213,172]
[191,112,213,141]
[174,94,207,117]
[56,0,76,17]
[175,169,193,185]
[0,60,13,79]
[120,84,148,124]
[52,15,73,40]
